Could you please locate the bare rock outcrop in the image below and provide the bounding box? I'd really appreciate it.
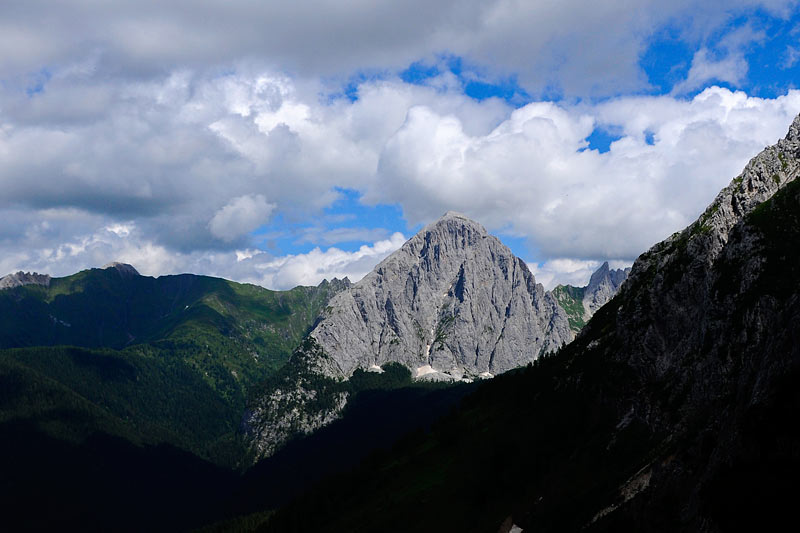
[310,212,571,381]
[582,262,630,317]
[0,271,51,290]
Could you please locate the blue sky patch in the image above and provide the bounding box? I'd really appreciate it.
[254,189,413,256]
[584,128,623,153]
[401,56,530,106]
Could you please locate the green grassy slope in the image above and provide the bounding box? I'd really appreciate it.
[551,284,586,332]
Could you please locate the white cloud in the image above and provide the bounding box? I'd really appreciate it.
[1,66,799,290]
[783,45,800,68]
[296,226,392,246]
[252,232,407,289]
[672,48,750,95]
[208,194,275,242]
[0,216,406,290]
[368,86,800,263]
[671,23,766,95]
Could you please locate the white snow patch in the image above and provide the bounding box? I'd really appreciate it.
[367,364,384,373]
[415,364,438,378]
[478,372,494,379]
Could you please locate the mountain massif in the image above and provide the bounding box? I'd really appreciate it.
[242,214,626,459]
[1,212,627,471]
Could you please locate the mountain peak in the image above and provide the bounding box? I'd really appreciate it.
[426,211,487,232]
[785,112,800,142]
[586,261,610,288]
[310,212,570,379]
[246,212,573,459]
[102,262,140,277]
[439,210,471,221]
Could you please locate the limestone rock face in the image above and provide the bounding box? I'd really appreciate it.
[582,262,630,317]
[310,212,571,380]
[0,271,51,290]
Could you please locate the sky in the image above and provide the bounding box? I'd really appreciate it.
[2,1,800,290]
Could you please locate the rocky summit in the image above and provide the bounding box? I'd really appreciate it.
[583,262,630,316]
[0,271,51,290]
[102,262,141,278]
[310,211,572,381]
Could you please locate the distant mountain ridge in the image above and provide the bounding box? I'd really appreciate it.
[0,265,348,466]
[552,262,630,333]
[0,271,51,290]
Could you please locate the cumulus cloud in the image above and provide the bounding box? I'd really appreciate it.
[0,65,508,253]
[251,232,407,289]
[671,48,750,94]
[2,61,800,288]
[369,86,800,261]
[208,194,275,242]
[0,1,793,97]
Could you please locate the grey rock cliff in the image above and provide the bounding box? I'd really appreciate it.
[0,271,51,290]
[310,211,571,380]
[582,262,630,317]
